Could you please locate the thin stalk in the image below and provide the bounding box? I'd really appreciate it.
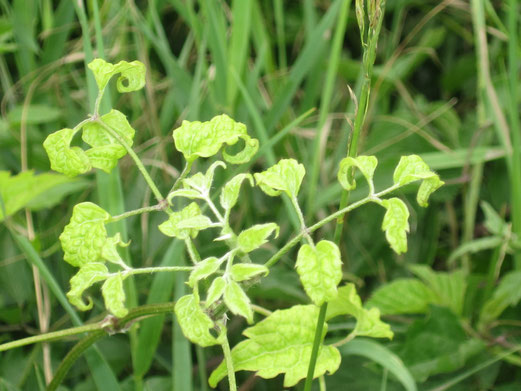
[94,119,165,203]
[107,204,164,223]
[120,266,194,277]
[291,196,314,245]
[220,327,237,391]
[185,237,202,263]
[303,304,328,391]
[170,161,193,193]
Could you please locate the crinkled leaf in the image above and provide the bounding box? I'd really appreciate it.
[231,264,269,282]
[174,294,218,347]
[381,198,410,254]
[337,156,378,191]
[43,128,91,177]
[67,263,109,311]
[173,114,258,163]
[205,276,226,307]
[220,173,254,210]
[59,202,110,267]
[158,202,212,240]
[101,273,128,318]
[327,284,393,339]
[237,223,279,253]
[101,233,129,265]
[183,161,226,195]
[224,280,253,323]
[393,155,444,207]
[209,305,341,387]
[254,159,306,197]
[188,257,222,287]
[296,240,343,306]
[88,58,146,92]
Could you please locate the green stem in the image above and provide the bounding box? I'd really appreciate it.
[170,161,193,193]
[219,326,237,391]
[107,204,164,223]
[94,119,165,203]
[185,237,202,263]
[121,266,194,277]
[303,304,328,391]
[332,330,357,347]
[291,196,314,245]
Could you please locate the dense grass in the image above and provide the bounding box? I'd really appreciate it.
[1,0,521,390]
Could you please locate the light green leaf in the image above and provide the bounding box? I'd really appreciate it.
[59,202,110,267]
[230,264,269,282]
[174,294,218,347]
[337,155,378,192]
[82,110,135,173]
[254,159,306,197]
[88,58,146,92]
[209,305,341,388]
[367,279,438,315]
[393,155,444,207]
[158,202,212,240]
[205,276,226,307]
[296,240,342,306]
[43,128,91,177]
[220,173,254,210]
[183,161,226,195]
[173,114,259,163]
[67,263,109,311]
[101,233,129,265]
[0,171,81,221]
[237,223,279,253]
[188,257,222,287]
[481,201,508,236]
[223,280,253,323]
[327,284,393,339]
[167,189,203,204]
[480,271,521,326]
[381,198,410,254]
[101,273,128,318]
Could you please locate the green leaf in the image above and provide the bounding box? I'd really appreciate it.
[174,294,218,347]
[7,104,62,125]
[88,58,146,92]
[223,280,254,323]
[0,171,81,221]
[480,271,521,325]
[337,155,378,192]
[188,257,222,287]
[59,202,111,267]
[296,240,342,306]
[82,110,135,173]
[326,284,393,339]
[67,263,109,311]
[237,223,279,253]
[220,173,254,210]
[43,128,91,177]
[230,264,269,282]
[101,273,128,318]
[101,233,129,265]
[183,161,226,196]
[167,189,203,204]
[158,202,213,240]
[254,158,306,197]
[381,198,410,254]
[209,305,341,388]
[393,155,444,207]
[367,279,438,315]
[173,114,259,163]
[481,201,509,236]
[205,276,226,307]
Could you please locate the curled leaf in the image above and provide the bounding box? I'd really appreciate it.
[43,128,91,177]
[175,294,219,347]
[393,155,444,207]
[88,58,146,92]
[101,273,128,318]
[296,240,343,306]
[237,223,279,253]
[67,263,109,311]
[337,155,378,192]
[183,161,226,195]
[158,202,213,240]
[173,114,259,163]
[220,173,254,210]
[254,159,306,198]
[231,264,269,282]
[381,198,410,254]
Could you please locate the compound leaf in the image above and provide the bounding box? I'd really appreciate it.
[381,198,410,254]
[230,264,269,282]
[337,155,378,192]
[101,273,128,318]
[220,173,254,210]
[224,280,253,323]
[173,114,258,163]
[393,155,444,207]
[254,159,305,197]
[174,294,219,347]
[67,262,109,311]
[209,305,341,387]
[43,128,91,177]
[158,202,213,240]
[88,58,146,92]
[237,223,279,253]
[296,240,343,306]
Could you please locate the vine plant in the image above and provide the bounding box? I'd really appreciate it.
[13,56,443,389]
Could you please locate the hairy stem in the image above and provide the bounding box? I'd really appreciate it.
[291,196,314,245]
[107,204,164,223]
[219,326,237,391]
